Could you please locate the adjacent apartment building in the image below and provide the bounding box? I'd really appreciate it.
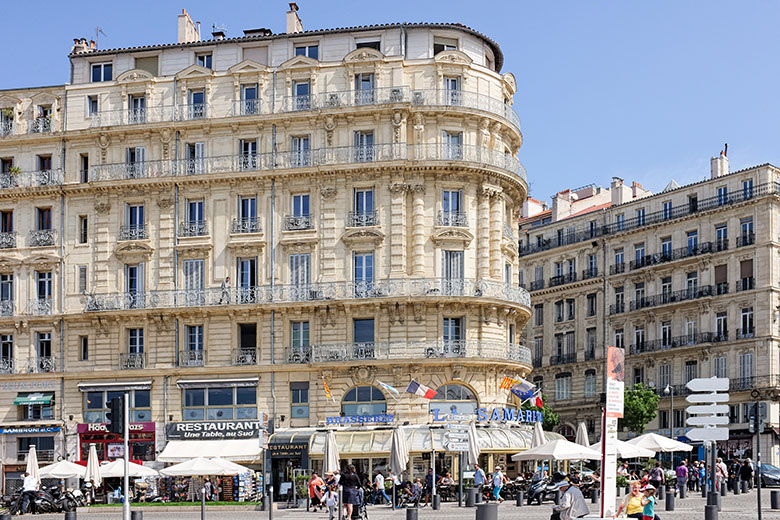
[519,152,780,464]
[0,4,535,493]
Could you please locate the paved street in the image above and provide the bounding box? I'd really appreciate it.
[13,490,780,520]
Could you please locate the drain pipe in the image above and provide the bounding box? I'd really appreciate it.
[174,133,181,366]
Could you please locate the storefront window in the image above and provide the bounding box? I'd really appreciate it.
[182,386,257,420]
[341,385,386,416]
[429,384,478,416]
[83,390,151,423]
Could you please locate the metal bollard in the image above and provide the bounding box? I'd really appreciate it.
[734,482,740,495]
[131,512,143,520]
[406,507,418,520]
[720,483,727,497]
[515,491,523,506]
[658,485,665,500]
[466,488,476,508]
[591,489,599,504]
[741,480,749,493]
[716,492,721,512]
[772,490,780,509]
[702,484,708,498]
[475,502,498,520]
[475,487,483,504]
[1,514,12,520]
[432,494,440,510]
[64,513,77,520]
[665,492,674,511]
[704,504,718,520]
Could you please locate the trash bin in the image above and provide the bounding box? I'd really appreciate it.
[406,508,418,520]
[475,502,498,520]
[465,488,476,508]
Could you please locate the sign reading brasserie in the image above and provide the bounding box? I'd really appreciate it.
[326,414,395,425]
[166,420,261,440]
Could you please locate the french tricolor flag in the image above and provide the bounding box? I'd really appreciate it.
[406,380,437,399]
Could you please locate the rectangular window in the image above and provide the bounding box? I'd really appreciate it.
[290,382,309,419]
[715,225,728,250]
[717,186,728,205]
[291,321,309,348]
[79,216,88,244]
[636,208,645,226]
[354,72,375,105]
[87,95,98,116]
[36,271,52,301]
[196,53,212,69]
[739,352,753,382]
[661,237,672,259]
[614,286,624,313]
[124,263,144,307]
[587,293,597,317]
[0,275,12,313]
[534,337,543,361]
[534,304,543,326]
[740,307,754,338]
[658,363,670,389]
[633,367,644,386]
[186,325,204,353]
[661,321,671,347]
[125,147,146,178]
[555,375,572,401]
[91,62,113,82]
[586,328,596,359]
[294,45,319,59]
[37,207,52,231]
[687,230,698,253]
[291,194,310,220]
[614,328,624,349]
[555,300,564,323]
[688,195,698,213]
[715,312,728,339]
[713,355,727,378]
[663,201,672,220]
[239,139,258,170]
[565,299,575,320]
[634,326,645,350]
[661,277,672,303]
[743,179,754,199]
[352,188,375,225]
[686,271,698,296]
[79,154,89,183]
[354,318,375,344]
[442,130,463,159]
[1,210,12,233]
[740,218,754,245]
[182,386,257,421]
[188,89,206,118]
[614,248,624,266]
[236,257,257,302]
[128,328,144,353]
[615,214,625,231]
[586,254,597,276]
[684,360,698,383]
[78,266,87,294]
[434,37,458,54]
[443,76,462,105]
[36,332,51,358]
[685,319,697,343]
[356,40,380,50]
[1,334,13,364]
[80,336,89,361]
[292,79,311,110]
[184,142,205,174]
[128,94,146,123]
[354,252,374,297]
[634,243,645,265]
[290,135,310,167]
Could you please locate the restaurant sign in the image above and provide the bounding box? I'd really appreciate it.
[0,426,61,434]
[166,420,262,440]
[326,414,395,425]
[77,422,155,434]
[475,408,543,423]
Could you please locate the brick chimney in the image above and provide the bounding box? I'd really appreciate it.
[178,8,201,43]
[286,2,303,34]
[710,150,729,179]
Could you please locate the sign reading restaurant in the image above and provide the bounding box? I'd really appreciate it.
[166,420,262,440]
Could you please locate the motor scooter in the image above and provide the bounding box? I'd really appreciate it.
[527,471,567,505]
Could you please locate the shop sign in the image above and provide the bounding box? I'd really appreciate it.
[474,408,543,423]
[269,442,308,458]
[107,444,125,458]
[325,414,395,425]
[77,422,155,434]
[0,426,61,434]
[166,420,261,440]
[0,380,56,391]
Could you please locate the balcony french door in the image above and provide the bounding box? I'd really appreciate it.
[354,252,374,298]
[129,95,146,123]
[125,147,146,178]
[442,250,464,295]
[293,81,310,111]
[240,196,257,222]
[354,73,375,105]
[354,131,374,162]
[443,76,461,105]
[183,259,204,306]
[237,257,257,303]
[291,136,310,167]
[185,142,205,174]
[442,131,463,159]
[241,84,259,115]
[289,254,311,300]
[239,140,257,170]
[442,317,463,356]
[187,200,203,228]
[125,263,144,309]
[189,90,205,119]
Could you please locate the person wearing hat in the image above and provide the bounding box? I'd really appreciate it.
[551,476,589,520]
[640,484,656,520]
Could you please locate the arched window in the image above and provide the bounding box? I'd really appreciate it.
[429,383,478,416]
[557,424,575,442]
[341,386,386,416]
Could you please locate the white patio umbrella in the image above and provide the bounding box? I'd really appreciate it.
[25,446,40,486]
[511,438,602,461]
[574,422,589,472]
[467,422,480,467]
[84,444,102,487]
[390,427,409,475]
[590,438,656,459]
[39,460,87,479]
[626,433,693,452]
[160,457,251,476]
[99,459,159,478]
[322,430,340,475]
[528,421,546,472]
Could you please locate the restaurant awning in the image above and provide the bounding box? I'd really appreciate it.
[158,439,262,463]
[14,392,54,405]
[77,381,152,392]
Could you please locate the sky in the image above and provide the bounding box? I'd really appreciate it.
[2,1,778,202]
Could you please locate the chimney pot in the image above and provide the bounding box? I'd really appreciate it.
[286,2,303,34]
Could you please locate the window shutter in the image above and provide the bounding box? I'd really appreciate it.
[714,264,727,284]
[740,259,753,278]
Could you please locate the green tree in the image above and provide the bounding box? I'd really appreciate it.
[620,383,660,433]
[522,393,559,431]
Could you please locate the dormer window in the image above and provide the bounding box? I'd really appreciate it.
[355,40,380,51]
[196,53,212,69]
[434,37,458,55]
[294,44,318,60]
[91,62,113,82]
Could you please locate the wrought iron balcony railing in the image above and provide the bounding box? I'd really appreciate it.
[29,229,56,247]
[30,117,53,133]
[737,277,755,291]
[284,339,531,366]
[120,352,146,370]
[0,357,13,373]
[0,120,15,136]
[0,300,13,316]
[532,357,542,368]
[232,99,264,116]
[1,169,64,189]
[178,220,208,237]
[27,298,52,316]
[581,267,598,280]
[549,272,577,288]
[119,226,148,241]
[737,233,755,247]
[179,350,204,367]
[347,210,379,227]
[436,211,468,227]
[89,106,178,127]
[177,104,209,121]
[529,279,545,291]
[628,285,715,313]
[85,278,531,312]
[231,217,262,234]
[609,302,625,315]
[550,352,577,366]
[0,231,16,249]
[232,348,258,366]
[284,215,314,231]
[25,356,57,373]
[629,332,727,354]
[737,328,755,340]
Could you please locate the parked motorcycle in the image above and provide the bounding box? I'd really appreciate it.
[527,471,567,505]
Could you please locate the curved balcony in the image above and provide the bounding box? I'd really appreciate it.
[84,278,531,312]
[285,339,531,366]
[88,144,527,185]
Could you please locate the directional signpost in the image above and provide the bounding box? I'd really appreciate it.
[686,377,730,519]
[445,423,469,452]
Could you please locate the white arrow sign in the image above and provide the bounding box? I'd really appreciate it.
[686,377,729,392]
[445,432,469,440]
[686,428,730,442]
[445,442,470,451]
[446,424,469,431]
[686,415,730,426]
[687,404,729,415]
[686,393,729,404]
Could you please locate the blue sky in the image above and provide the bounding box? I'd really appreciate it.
[3,1,778,202]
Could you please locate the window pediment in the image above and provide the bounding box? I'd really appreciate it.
[431,228,474,248]
[114,242,154,262]
[343,48,384,63]
[0,95,21,109]
[228,59,269,75]
[116,69,155,84]
[341,228,385,248]
[434,50,473,66]
[175,64,214,80]
[278,55,319,71]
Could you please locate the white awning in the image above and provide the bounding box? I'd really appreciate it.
[158,439,262,462]
[77,381,153,392]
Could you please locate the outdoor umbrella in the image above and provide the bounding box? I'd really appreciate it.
[99,459,159,478]
[160,457,251,476]
[511,438,602,461]
[626,433,693,452]
[528,420,546,473]
[467,421,480,467]
[574,422,589,471]
[322,430,340,475]
[39,460,86,479]
[390,427,409,475]
[25,446,40,486]
[84,444,102,487]
[590,438,656,459]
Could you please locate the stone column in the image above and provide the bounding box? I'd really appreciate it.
[477,188,491,280]
[489,192,503,279]
[411,184,426,276]
[388,180,408,276]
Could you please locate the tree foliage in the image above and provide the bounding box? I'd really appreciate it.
[620,383,660,433]
[522,393,560,431]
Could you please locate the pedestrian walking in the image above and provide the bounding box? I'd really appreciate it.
[372,470,391,505]
[647,461,664,491]
[491,466,506,502]
[675,460,688,497]
[740,460,754,491]
[473,463,486,496]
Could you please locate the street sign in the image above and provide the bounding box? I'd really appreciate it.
[686,415,729,426]
[686,377,729,392]
[686,404,729,415]
[686,428,729,442]
[686,393,729,404]
[446,432,469,440]
[445,442,469,451]
[451,414,472,422]
[446,424,469,431]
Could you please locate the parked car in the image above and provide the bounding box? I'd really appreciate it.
[760,464,780,487]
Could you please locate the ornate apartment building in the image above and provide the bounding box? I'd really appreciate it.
[0,5,533,491]
[519,154,780,464]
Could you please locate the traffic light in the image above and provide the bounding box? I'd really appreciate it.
[106,396,124,436]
